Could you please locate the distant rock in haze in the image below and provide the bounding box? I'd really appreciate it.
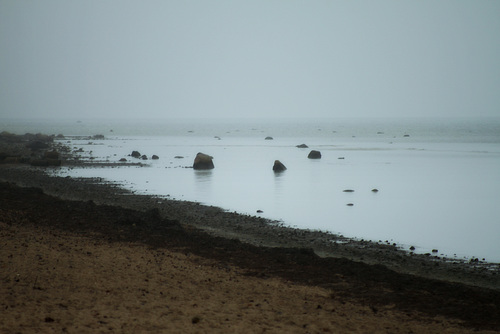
[296,144,308,148]
[265,136,273,140]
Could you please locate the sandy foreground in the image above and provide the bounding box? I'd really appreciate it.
[1,178,499,333]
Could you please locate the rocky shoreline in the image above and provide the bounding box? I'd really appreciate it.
[1,131,499,291]
[2,132,500,332]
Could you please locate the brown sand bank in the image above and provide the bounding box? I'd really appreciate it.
[1,175,500,333]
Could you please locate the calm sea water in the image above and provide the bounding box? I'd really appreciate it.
[4,117,500,262]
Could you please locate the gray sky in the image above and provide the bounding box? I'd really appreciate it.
[1,1,499,120]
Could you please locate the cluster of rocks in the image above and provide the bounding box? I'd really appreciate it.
[296,144,322,160]
[0,131,62,167]
[129,151,160,161]
[343,188,380,207]
[191,143,323,173]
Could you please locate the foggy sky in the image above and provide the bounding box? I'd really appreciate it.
[1,1,499,120]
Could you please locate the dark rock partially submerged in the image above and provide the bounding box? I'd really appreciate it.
[273,160,287,172]
[308,150,321,159]
[193,152,214,170]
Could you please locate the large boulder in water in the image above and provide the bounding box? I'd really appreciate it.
[193,152,214,170]
[273,160,287,172]
[308,150,321,159]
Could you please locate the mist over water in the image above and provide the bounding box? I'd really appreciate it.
[5,117,500,262]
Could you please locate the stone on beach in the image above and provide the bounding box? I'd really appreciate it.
[193,152,215,170]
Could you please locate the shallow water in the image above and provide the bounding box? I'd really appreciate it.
[5,117,500,262]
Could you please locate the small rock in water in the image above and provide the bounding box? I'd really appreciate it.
[432,249,438,253]
[307,150,322,159]
[410,246,416,251]
[371,188,379,192]
[256,210,263,213]
[265,136,273,140]
[346,203,354,206]
[343,189,354,192]
[273,160,287,172]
